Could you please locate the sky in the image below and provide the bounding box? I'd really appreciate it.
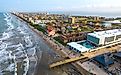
[0,0,121,13]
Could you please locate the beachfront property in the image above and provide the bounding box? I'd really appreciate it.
[67,40,96,53]
[87,29,121,46]
[67,29,121,53]
[47,25,56,36]
[15,12,121,45]
[80,52,121,75]
[14,12,121,75]
[60,32,88,43]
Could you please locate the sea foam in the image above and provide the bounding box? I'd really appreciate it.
[4,13,14,31]
[0,13,39,75]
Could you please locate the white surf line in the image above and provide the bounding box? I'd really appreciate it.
[1,32,10,40]
[32,47,36,56]
[19,43,30,75]
[18,27,27,35]
[0,49,8,63]
[23,57,29,75]
[7,42,18,75]
[7,51,15,72]
[0,40,2,45]
[3,13,9,19]
[35,50,42,65]
[4,13,14,31]
[8,51,12,60]
[32,50,42,75]
[0,42,8,50]
[24,36,33,47]
[3,13,8,21]
[10,43,24,75]
[0,17,13,40]
[6,15,14,30]
[7,44,21,49]
[13,55,17,75]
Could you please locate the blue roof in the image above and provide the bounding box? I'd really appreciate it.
[93,55,114,67]
[114,52,121,58]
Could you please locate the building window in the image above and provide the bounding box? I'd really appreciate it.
[87,35,99,45]
[105,36,115,43]
[116,35,121,40]
[74,48,77,51]
[68,46,71,50]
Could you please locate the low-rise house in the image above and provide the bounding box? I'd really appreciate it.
[47,25,56,36]
[34,20,41,24]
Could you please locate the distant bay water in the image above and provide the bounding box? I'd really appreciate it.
[49,11,121,18]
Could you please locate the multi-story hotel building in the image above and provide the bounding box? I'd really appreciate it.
[87,29,121,46]
[67,29,121,53]
[68,17,75,24]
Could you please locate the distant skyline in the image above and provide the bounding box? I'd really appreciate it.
[0,0,121,13]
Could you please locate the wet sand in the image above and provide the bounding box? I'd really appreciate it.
[34,51,81,75]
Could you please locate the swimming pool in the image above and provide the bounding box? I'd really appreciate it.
[78,41,95,49]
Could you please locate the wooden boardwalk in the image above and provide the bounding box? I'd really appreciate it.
[49,56,87,68]
[49,41,121,68]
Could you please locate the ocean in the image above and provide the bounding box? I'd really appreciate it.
[0,12,42,75]
[0,12,80,75]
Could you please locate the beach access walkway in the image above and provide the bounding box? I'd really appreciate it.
[49,41,121,68]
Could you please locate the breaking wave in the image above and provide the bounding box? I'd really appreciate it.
[0,13,41,75]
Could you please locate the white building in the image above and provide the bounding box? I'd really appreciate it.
[67,42,89,53]
[67,40,96,53]
[87,29,121,46]
[34,20,42,24]
[67,29,121,53]
[109,20,121,24]
[102,20,121,27]
[101,22,112,27]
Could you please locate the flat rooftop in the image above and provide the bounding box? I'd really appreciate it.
[67,40,96,52]
[113,52,121,58]
[67,42,89,52]
[93,54,114,67]
[104,20,121,24]
[88,29,121,38]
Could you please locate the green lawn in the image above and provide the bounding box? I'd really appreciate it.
[81,26,93,32]
[53,37,66,46]
[30,24,46,33]
[112,24,121,28]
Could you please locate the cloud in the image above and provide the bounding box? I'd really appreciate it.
[1,0,121,12]
[56,4,121,12]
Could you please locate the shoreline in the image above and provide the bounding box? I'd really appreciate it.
[12,13,91,75]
